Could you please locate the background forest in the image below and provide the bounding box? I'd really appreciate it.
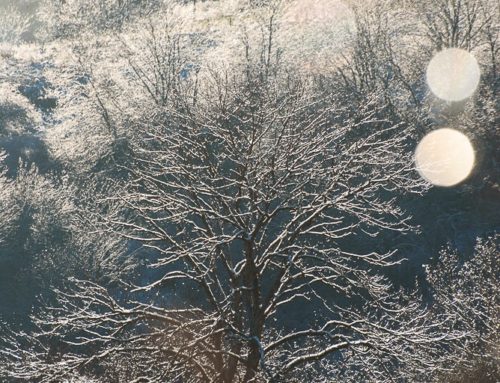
[0,0,498,382]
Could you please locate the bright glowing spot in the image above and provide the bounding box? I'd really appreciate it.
[426,48,480,102]
[415,128,475,187]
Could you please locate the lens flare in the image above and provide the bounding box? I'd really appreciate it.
[415,128,475,187]
[426,48,480,102]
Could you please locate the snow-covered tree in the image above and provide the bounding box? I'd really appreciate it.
[0,5,463,380]
[425,235,499,383]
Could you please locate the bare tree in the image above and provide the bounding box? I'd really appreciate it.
[414,0,498,51]
[0,32,460,382]
[425,235,500,383]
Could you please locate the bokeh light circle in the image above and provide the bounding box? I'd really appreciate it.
[415,128,475,187]
[426,48,480,102]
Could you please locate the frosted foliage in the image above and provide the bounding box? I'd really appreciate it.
[0,0,498,382]
[0,153,17,244]
[415,128,475,187]
[0,5,32,44]
[425,236,500,381]
[0,83,41,134]
[279,0,355,74]
[39,0,163,38]
[426,48,481,102]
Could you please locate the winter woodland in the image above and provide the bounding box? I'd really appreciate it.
[0,0,498,382]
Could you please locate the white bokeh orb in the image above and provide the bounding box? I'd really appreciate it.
[426,48,481,102]
[415,128,475,187]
